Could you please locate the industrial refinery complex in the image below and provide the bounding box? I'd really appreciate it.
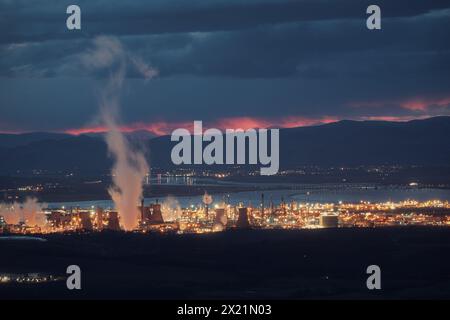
[1,195,450,235]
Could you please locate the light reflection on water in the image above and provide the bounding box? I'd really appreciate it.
[47,184,450,210]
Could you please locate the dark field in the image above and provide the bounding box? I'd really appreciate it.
[1,228,450,299]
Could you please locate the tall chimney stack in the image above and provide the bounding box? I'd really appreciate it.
[141,198,145,222]
[261,193,265,217]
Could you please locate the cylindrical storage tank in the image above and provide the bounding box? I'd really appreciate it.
[319,213,339,228]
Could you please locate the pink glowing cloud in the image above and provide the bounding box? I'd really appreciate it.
[355,115,430,122]
[4,113,446,137]
[64,116,340,136]
[65,121,194,136]
[400,97,450,111]
[349,96,450,112]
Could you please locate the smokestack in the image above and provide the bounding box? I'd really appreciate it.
[261,193,265,217]
[141,198,145,222]
[202,192,213,221]
[270,196,274,216]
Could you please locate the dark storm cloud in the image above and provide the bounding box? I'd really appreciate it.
[0,0,448,78]
[2,9,450,80]
[153,14,450,79]
[1,0,449,45]
[0,0,449,132]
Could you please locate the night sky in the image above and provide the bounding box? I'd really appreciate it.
[1,0,449,135]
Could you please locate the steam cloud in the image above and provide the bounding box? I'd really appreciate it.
[0,197,47,227]
[161,196,182,222]
[81,36,158,230]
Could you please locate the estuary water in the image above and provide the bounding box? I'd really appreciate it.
[47,184,450,209]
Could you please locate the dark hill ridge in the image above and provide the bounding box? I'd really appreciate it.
[0,135,110,174]
[0,132,71,148]
[0,116,449,174]
[280,116,450,167]
[148,116,450,168]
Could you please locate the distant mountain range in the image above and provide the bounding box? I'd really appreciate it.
[0,132,71,148]
[0,117,449,175]
[0,130,156,148]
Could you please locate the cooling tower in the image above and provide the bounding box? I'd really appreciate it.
[79,211,93,231]
[138,202,165,226]
[149,203,164,223]
[236,207,250,229]
[139,206,151,222]
[319,213,339,228]
[96,208,104,230]
[214,208,227,227]
[106,211,121,231]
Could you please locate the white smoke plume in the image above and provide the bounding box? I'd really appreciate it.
[0,197,47,227]
[161,196,182,222]
[81,36,158,230]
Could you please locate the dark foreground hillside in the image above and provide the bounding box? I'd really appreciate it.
[1,228,450,299]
